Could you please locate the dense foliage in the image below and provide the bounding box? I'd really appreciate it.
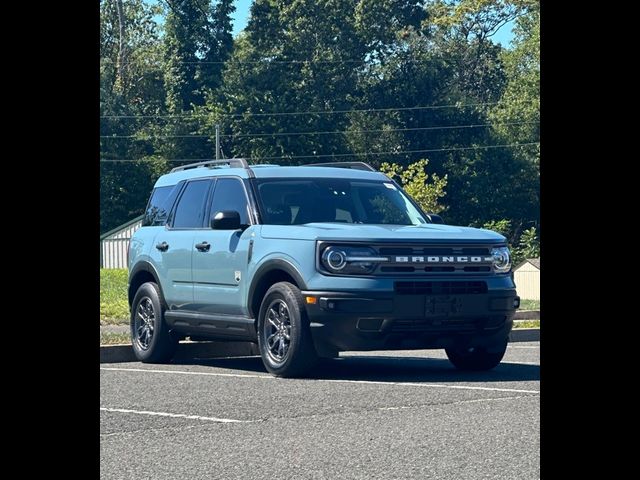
[100,0,539,255]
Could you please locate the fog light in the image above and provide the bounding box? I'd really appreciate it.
[305,296,317,305]
[357,318,384,331]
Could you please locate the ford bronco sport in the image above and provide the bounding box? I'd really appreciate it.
[128,159,519,377]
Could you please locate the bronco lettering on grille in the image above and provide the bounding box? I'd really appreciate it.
[395,256,493,263]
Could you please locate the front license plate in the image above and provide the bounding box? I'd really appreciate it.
[425,296,463,317]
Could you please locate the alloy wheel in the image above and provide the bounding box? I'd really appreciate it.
[263,299,292,363]
[134,297,155,350]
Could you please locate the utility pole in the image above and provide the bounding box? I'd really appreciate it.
[114,0,127,93]
[215,124,221,160]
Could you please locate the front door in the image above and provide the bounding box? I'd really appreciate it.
[193,177,253,315]
[154,178,213,311]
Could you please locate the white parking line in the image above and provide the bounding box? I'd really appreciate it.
[101,367,539,394]
[100,407,248,423]
[508,346,540,349]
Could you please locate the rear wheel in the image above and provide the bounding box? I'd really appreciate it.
[445,341,508,371]
[130,282,178,363]
[257,282,318,377]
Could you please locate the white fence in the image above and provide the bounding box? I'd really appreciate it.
[100,215,143,269]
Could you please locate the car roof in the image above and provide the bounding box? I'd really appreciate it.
[154,164,389,188]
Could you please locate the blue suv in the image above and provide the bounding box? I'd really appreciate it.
[128,159,519,377]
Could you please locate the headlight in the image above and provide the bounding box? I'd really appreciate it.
[322,247,347,271]
[320,245,388,275]
[491,246,511,273]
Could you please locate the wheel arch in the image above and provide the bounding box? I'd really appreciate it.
[128,261,164,307]
[247,260,307,320]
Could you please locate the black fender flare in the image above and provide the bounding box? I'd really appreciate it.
[247,259,308,314]
[128,261,163,306]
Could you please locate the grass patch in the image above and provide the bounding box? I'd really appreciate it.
[513,319,540,329]
[100,269,129,325]
[519,299,540,311]
[100,332,131,345]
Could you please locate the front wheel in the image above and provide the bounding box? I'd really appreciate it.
[257,282,318,377]
[445,341,508,371]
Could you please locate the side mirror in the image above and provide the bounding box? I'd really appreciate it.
[428,214,444,224]
[211,210,241,230]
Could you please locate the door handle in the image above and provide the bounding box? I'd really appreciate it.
[155,242,169,252]
[195,241,211,252]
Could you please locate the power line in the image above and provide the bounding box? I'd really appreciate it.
[99,142,539,163]
[100,101,502,119]
[101,58,435,65]
[100,121,539,139]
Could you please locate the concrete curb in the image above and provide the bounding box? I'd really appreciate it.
[509,328,540,342]
[514,310,540,320]
[100,341,260,364]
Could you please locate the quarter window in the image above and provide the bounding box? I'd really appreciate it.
[142,186,172,226]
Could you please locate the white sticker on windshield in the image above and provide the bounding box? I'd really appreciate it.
[384,183,397,190]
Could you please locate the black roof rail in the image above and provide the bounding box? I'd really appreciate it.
[304,161,377,172]
[170,158,250,173]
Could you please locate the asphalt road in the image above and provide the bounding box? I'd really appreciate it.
[100,342,540,479]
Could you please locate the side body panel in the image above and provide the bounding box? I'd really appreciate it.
[148,229,196,309]
[192,226,255,315]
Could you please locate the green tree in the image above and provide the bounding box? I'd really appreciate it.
[161,0,235,160]
[379,159,448,214]
[481,218,512,237]
[513,226,539,264]
[425,0,527,103]
[489,0,539,167]
[100,0,168,233]
[215,0,369,163]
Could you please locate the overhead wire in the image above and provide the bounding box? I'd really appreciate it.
[100,121,538,139]
[99,142,539,163]
[100,101,504,119]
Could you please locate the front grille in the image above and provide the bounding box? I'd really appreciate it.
[371,243,495,276]
[394,281,488,295]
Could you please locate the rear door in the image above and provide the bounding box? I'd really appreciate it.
[153,178,213,310]
[193,177,253,315]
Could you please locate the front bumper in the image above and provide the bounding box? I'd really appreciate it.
[301,288,519,355]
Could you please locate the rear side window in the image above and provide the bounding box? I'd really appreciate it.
[143,186,172,226]
[209,178,250,225]
[172,180,211,228]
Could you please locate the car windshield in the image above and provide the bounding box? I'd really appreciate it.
[255,178,428,225]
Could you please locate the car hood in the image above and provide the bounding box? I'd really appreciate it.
[260,223,506,244]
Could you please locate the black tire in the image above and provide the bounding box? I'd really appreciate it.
[130,282,178,363]
[445,341,508,371]
[257,282,318,377]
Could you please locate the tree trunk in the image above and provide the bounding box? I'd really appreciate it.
[115,0,127,93]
